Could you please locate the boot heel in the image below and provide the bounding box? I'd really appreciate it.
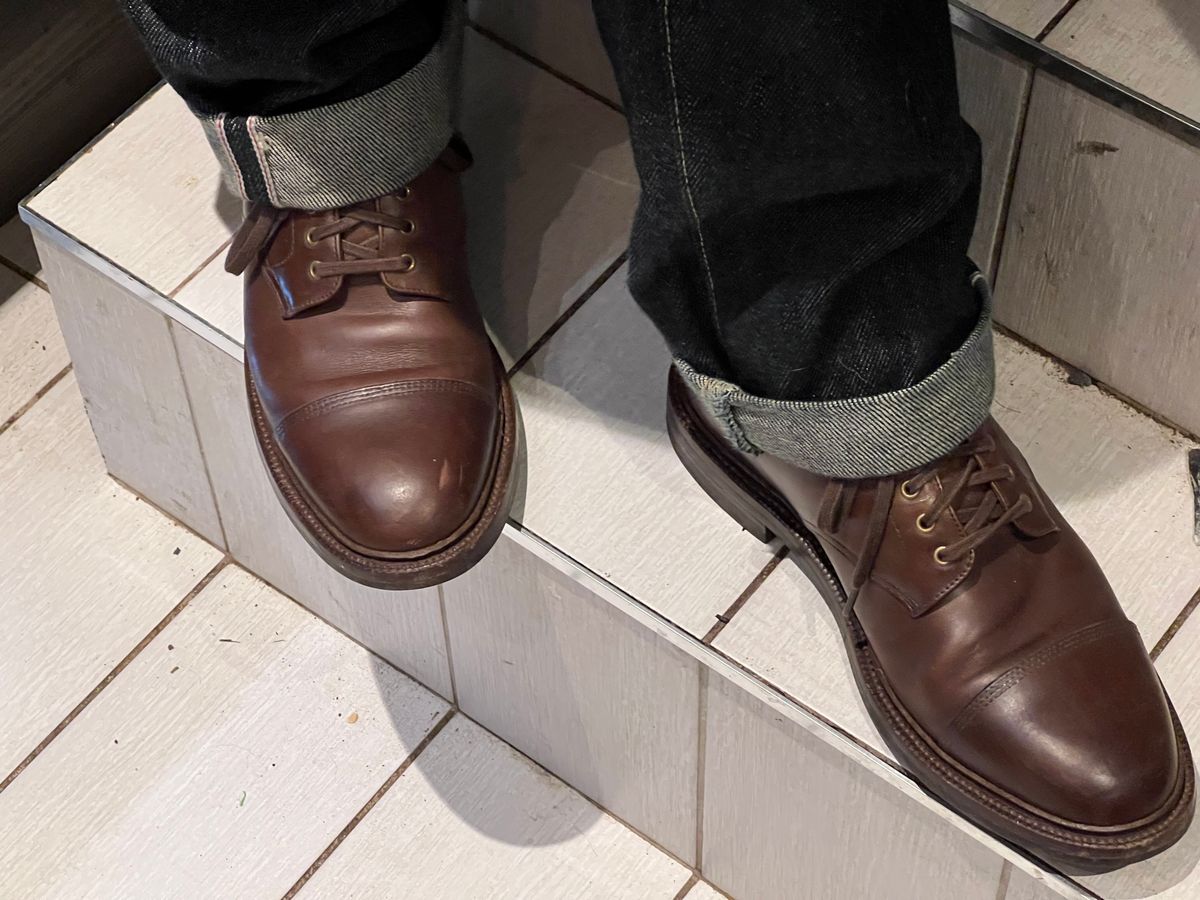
[666,401,776,544]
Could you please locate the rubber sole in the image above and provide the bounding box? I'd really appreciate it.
[665,373,1195,873]
[246,357,517,591]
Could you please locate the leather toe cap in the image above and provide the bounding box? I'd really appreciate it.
[279,383,499,556]
[947,620,1180,828]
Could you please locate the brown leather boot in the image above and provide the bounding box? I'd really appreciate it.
[225,142,516,590]
[666,368,1193,871]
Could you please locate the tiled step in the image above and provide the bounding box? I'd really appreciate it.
[19,14,1200,900]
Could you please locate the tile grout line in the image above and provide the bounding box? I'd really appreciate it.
[467,20,624,115]
[286,687,712,896]
[205,548,457,705]
[701,546,788,645]
[1034,0,1081,42]
[672,873,700,899]
[108,471,230,552]
[167,318,231,549]
[992,320,1200,445]
[994,861,1014,900]
[0,555,231,794]
[436,584,460,707]
[702,633,904,774]
[280,708,457,899]
[513,519,912,781]
[0,254,47,291]
[169,236,233,298]
[508,251,628,376]
[452,703,702,874]
[0,363,72,437]
[1150,585,1200,660]
[984,55,1037,287]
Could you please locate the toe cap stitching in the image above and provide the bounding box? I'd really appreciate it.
[274,378,493,439]
[952,618,1135,733]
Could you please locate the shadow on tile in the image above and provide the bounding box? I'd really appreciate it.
[366,653,608,849]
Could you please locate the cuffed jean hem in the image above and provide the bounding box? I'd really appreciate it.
[675,273,996,480]
[197,2,463,211]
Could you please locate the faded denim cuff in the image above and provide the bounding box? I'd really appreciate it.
[197,2,463,211]
[675,273,996,479]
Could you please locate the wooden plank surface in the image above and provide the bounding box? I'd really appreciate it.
[0,267,68,425]
[459,30,636,365]
[28,88,238,297]
[0,374,222,779]
[0,216,43,280]
[714,560,890,760]
[468,0,621,104]
[960,0,1069,38]
[0,565,450,899]
[1046,0,1200,123]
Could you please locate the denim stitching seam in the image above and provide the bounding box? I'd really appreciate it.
[662,0,719,331]
[246,116,281,208]
[211,113,247,199]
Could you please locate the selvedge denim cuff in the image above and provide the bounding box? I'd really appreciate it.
[198,2,463,211]
[675,273,996,480]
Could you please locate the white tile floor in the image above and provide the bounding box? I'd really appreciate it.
[0,220,714,899]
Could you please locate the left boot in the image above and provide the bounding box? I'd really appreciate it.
[225,140,516,590]
[666,367,1194,871]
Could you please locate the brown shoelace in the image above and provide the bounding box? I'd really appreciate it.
[818,434,1033,613]
[224,196,417,279]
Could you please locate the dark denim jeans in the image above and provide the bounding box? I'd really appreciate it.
[123,0,993,478]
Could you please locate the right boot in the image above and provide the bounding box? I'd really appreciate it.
[226,140,516,590]
[666,367,1193,871]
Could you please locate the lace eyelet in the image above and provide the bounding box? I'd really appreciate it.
[916,513,934,533]
[933,546,951,566]
[900,480,920,499]
[304,226,319,247]
[399,186,412,199]
[307,260,320,280]
[400,219,415,234]
[398,254,416,273]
